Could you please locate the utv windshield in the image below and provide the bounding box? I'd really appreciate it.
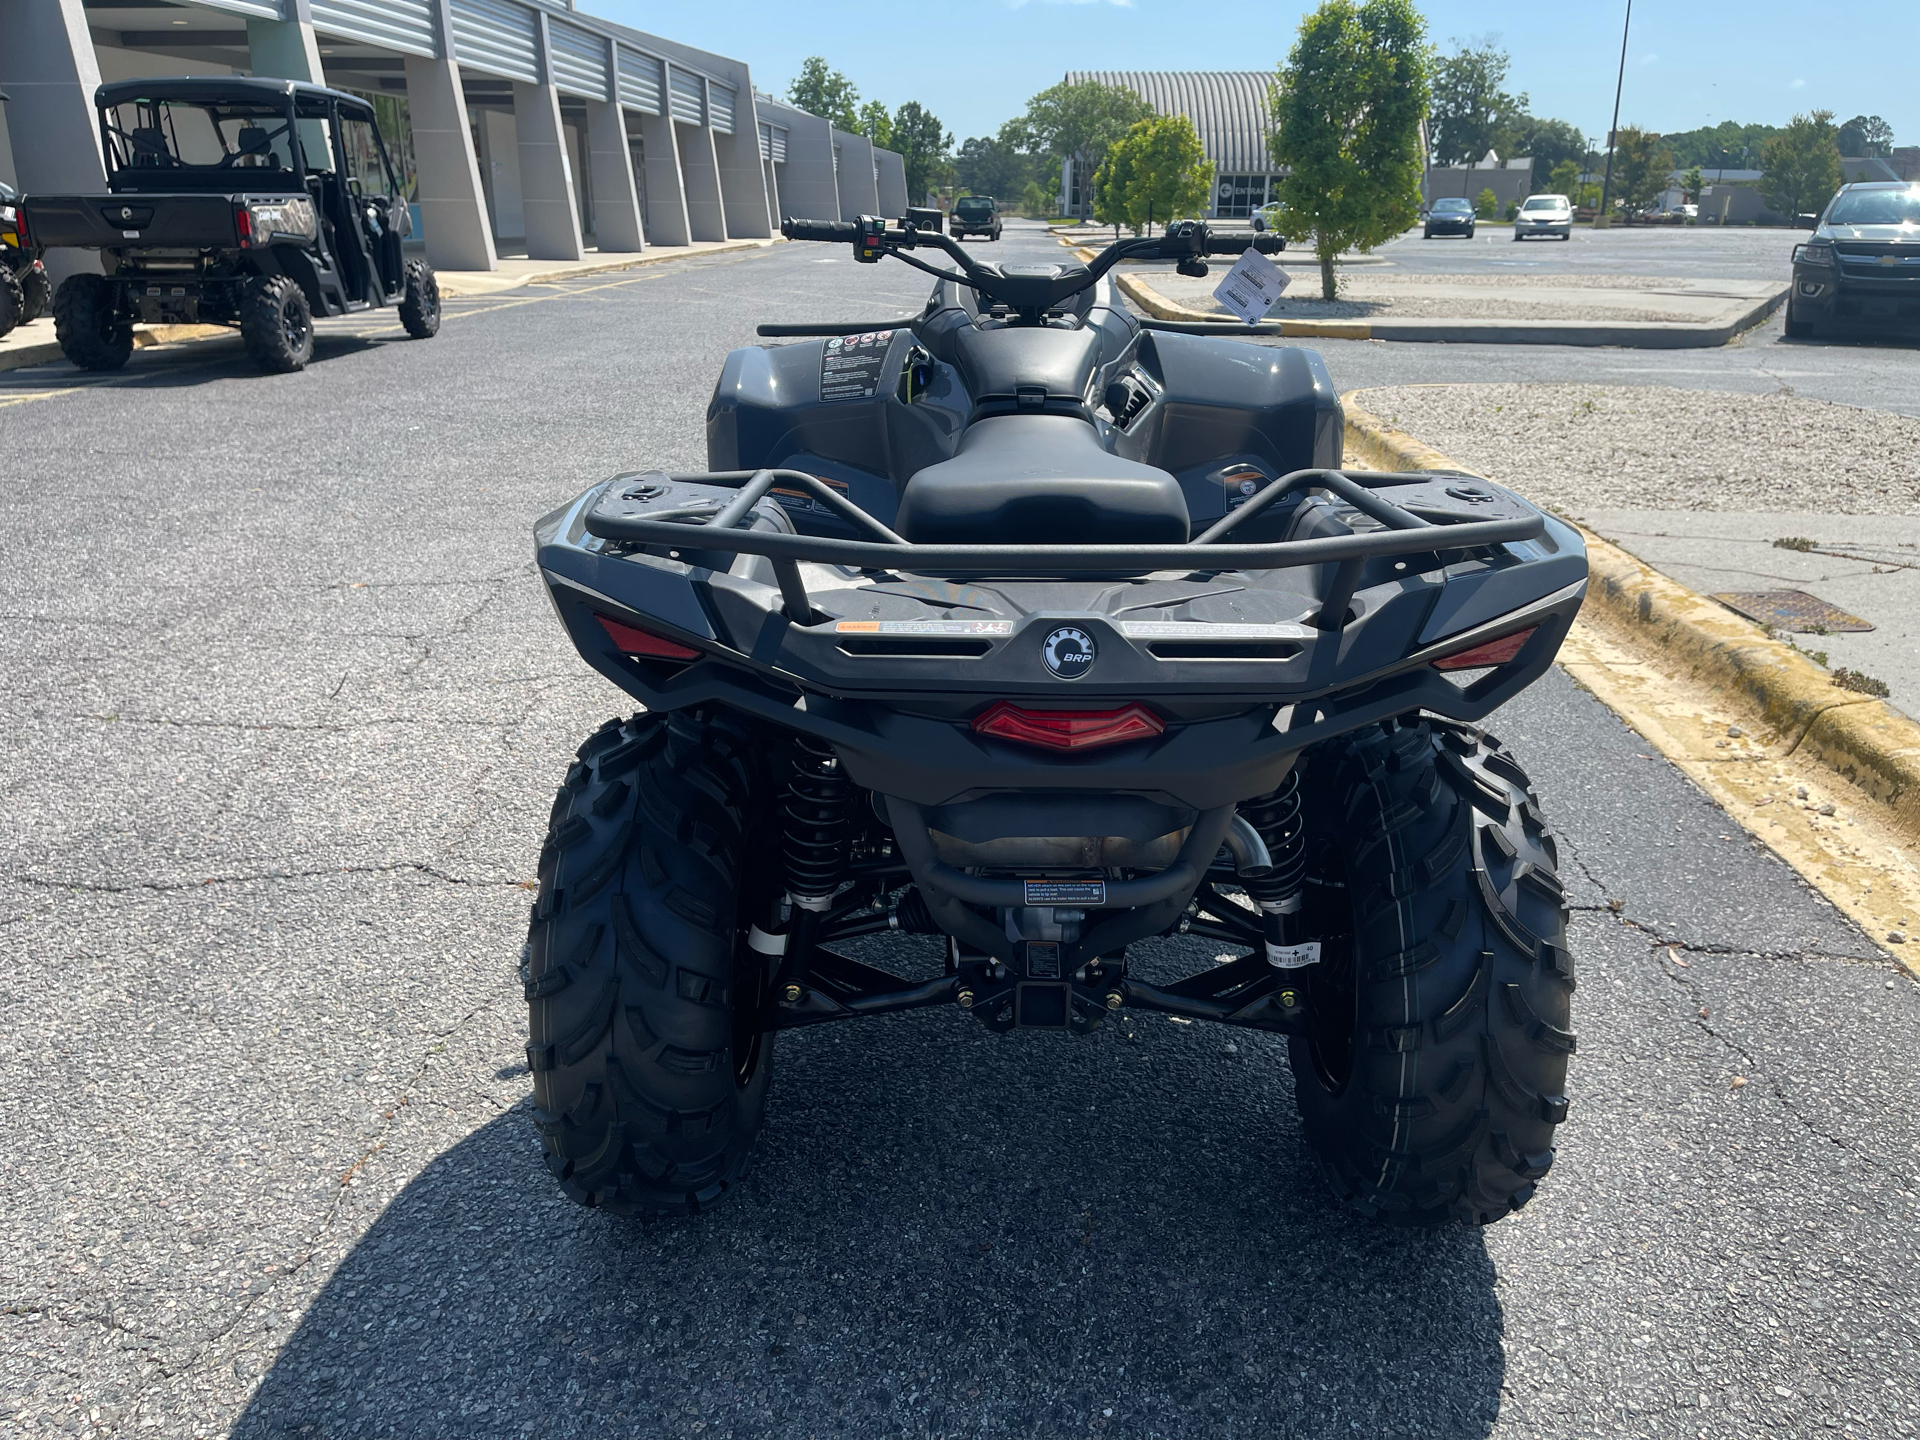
[1826,187,1920,227]
[102,98,301,186]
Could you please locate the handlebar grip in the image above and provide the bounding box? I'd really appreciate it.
[782,217,860,243]
[1204,233,1285,255]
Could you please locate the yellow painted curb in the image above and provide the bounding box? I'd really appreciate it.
[1342,393,1920,845]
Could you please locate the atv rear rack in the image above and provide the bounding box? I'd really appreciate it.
[583,466,1547,631]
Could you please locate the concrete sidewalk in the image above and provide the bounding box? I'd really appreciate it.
[1121,268,1787,347]
[1575,513,1919,720]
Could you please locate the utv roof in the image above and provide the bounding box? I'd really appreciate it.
[94,76,373,110]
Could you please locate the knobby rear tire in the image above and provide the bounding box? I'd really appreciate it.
[52,274,133,371]
[0,266,23,338]
[525,710,782,1217]
[398,258,440,339]
[239,274,314,373]
[1288,718,1575,1227]
[19,264,51,323]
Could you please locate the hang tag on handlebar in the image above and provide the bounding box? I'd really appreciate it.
[1213,247,1290,325]
[856,215,887,264]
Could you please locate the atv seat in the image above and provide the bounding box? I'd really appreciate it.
[896,414,1189,545]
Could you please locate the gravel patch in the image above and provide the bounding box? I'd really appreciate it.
[1348,383,1920,514]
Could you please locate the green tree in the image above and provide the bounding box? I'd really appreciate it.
[1836,114,1894,158]
[891,101,952,206]
[1660,120,1780,172]
[1428,35,1528,166]
[856,99,893,151]
[1760,110,1842,221]
[1269,0,1431,299]
[1009,79,1155,201]
[1546,158,1596,207]
[786,57,859,133]
[955,128,1045,200]
[1093,114,1213,234]
[1508,115,1587,188]
[1681,165,1704,203]
[1473,186,1497,218]
[1608,127,1675,218]
[1018,179,1055,218]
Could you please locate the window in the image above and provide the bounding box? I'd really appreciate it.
[1827,187,1920,226]
[1214,174,1269,218]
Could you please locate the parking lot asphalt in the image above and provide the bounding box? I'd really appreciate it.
[4,221,1919,1439]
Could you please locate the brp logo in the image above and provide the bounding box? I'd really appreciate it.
[1041,626,1097,680]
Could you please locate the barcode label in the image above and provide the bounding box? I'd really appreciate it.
[1213,248,1290,325]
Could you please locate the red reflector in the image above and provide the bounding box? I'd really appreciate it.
[1432,627,1536,671]
[972,701,1165,752]
[234,205,252,247]
[596,613,700,661]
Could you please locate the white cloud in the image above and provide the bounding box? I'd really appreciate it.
[1637,52,1659,65]
[1789,77,1806,88]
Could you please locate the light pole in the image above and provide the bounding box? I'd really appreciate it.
[1597,0,1632,228]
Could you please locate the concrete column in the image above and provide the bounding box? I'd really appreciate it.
[585,98,642,252]
[403,55,495,271]
[875,148,907,215]
[245,14,324,84]
[675,122,725,242]
[711,112,769,239]
[769,109,837,224]
[635,109,688,246]
[0,0,106,282]
[832,130,879,218]
[761,155,780,225]
[512,78,583,260]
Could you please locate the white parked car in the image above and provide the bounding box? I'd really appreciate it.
[1514,193,1574,241]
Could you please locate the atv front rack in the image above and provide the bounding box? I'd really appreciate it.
[583,466,1548,631]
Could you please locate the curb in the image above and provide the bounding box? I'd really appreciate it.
[1341,395,1920,843]
[1118,270,1787,349]
[434,238,777,298]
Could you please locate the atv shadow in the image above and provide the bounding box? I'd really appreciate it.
[234,937,1505,1438]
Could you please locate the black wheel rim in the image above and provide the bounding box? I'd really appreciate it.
[1299,839,1359,1093]
[283,297,310,351]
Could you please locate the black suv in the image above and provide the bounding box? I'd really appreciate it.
[950,194,1002,241]
[22,77,438,373]
[1787,182,1920,339]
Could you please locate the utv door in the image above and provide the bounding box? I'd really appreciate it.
[339,106,407,300]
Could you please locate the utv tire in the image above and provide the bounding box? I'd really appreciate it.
[240,274,314,373]
[398,258,440,339]
[525,710,782,1217]
[52,273,133,370]
[20,263,52,323]
[0,265,21,338]
[1289,717,1574,1227]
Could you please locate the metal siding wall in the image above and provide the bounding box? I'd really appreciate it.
[450,0,539,84]
[616,46,662,115]
[548,19,609,100]
[310,0,435,56]
[706,80,734,135]
[770,125,786,162]
[668,66,703,126]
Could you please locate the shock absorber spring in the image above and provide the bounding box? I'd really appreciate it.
[1238,770,1308,916]
[783,737,853,912]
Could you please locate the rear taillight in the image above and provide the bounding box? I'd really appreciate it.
[972,701,1165,752]
[1432,627,1536,671]
[596,614,701,661]
[12,206,27,248]
[234,204,253,248]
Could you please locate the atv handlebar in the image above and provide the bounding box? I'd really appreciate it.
[778,214,1284,319]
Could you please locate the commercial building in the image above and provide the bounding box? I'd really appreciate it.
[1059,71,1281,221]
[0,0,905,273]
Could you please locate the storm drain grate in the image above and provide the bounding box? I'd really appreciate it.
[1711,589,1875,633]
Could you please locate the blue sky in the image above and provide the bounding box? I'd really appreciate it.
[609,0,1914,153]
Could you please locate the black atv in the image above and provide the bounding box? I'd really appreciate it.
[0,179,52,336]
[21,77,438,374]
[526,211,1583,1227]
